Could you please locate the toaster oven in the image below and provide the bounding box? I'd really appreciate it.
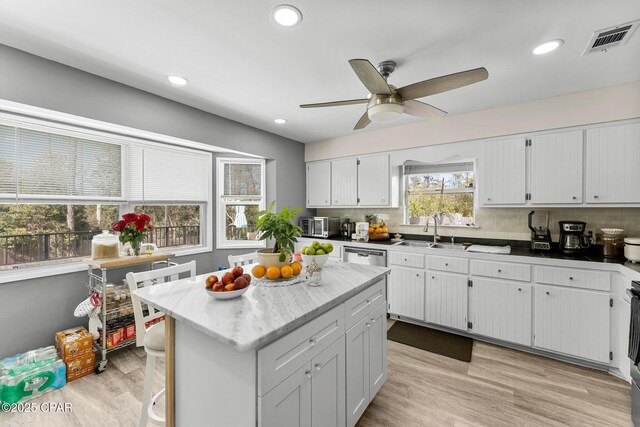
[299,217,341,238]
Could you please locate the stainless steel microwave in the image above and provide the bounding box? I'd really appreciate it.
[299,217,341,238]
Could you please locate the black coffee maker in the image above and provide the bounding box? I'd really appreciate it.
[559,220,590,254]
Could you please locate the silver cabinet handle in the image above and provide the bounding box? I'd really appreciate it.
[498,269,502,273]
[309,338,317,346]
[594,195,599,199]
[487,197,491,201]
[366,322,371,328]
[432,276,435,279]
[569,277,573,281]
[572,196,577,200]
[305,369,312,378]
[445,263,449,266]
[416,273,420,277]
[314,362,322,371]
[518,288,522,292]
[546,291,550,295]
[371,318,377,323]
[404,258,408,261]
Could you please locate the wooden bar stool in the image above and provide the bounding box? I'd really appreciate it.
[126,261,197,427]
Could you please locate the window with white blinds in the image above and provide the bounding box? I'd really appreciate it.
[0,125,122,201]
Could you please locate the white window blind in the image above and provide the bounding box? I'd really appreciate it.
[0,125,122,201]
[128,146,210,203]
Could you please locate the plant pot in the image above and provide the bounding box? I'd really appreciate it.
[257,249,291,268]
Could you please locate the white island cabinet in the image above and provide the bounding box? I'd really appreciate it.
[134,261,390,427]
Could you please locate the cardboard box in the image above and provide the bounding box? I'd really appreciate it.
[55,326,93,362]
[65,352,95,382]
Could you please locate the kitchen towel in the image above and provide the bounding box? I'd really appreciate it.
[629,294,640,365]
[465,245,511,254]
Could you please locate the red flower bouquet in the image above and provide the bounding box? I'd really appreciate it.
[111,212,154,256]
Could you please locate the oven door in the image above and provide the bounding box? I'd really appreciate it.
[312,218,327,238]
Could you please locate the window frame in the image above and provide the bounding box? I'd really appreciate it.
[403,163,477,226]
[216,157,266,249]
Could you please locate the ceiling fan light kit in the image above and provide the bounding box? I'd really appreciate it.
[300,58,488,130]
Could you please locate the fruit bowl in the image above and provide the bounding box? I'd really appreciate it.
[368,232,390,241]
[205,286,249,300]
[301,253,330,267]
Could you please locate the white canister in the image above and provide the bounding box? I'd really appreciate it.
[624,237,640,263]
[355,222,369,243]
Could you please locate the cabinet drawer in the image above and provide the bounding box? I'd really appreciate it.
[426,255,468,274]
[389,251,425,268]
[535,266,610,291]
[258,303,345,396]
[470,260,531,282]
[344,279,386,331]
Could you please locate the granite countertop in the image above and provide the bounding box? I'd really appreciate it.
[134,260,390,352]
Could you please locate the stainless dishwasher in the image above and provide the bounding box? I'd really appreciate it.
[343,246,387,267]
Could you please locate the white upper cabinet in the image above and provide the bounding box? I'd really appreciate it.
[585,122,640,204]
[306,161,331,208]
[331,158,358,206]
[480,136,526,205]
[357,154,390,206]
[529,130,583,204]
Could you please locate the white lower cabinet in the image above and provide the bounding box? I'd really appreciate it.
[387,267,425,320]
[260,336,346,427]
[469,278,532,346]
[534,284,610,363]
[346,303,387,427]
[425,271,468,331]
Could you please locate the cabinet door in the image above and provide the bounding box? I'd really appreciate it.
[480,136,526,205]
[259,363,312,427]
[425,272,468,330]
[585,123,640,203]
[345,316,370,427]
[311,337,346,427]
[530,130,583,204]
[358,154,390,206]
[307,161,331,207]
[331,158,358,206]
[469,278,532,346]
[388,267,425,320]
[534,285,610,363]
[367,303,388,400]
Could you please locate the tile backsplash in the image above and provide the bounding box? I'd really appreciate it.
[317,207,640,241]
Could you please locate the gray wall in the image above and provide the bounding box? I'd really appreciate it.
[0,44,311,358]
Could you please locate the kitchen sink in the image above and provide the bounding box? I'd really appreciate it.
[392,240,467,251]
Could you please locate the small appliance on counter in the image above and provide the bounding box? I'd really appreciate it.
[355,222,370,242]
[341,218,355,239]
[626,237,640,263]
[559,220,591,254]
[299,217,341,238]
[528,211,552,252]
[600,228,625,258]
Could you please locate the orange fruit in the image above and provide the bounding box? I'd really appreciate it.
[280,265,293,279]
[252,265,266,279]
[368,227,374,234]
[375,227,383,234]
[266,266,281,280]
[290,262,302,276]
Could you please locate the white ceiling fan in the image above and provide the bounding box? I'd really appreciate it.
[300,59,489,130]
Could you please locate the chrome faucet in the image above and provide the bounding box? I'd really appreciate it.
[423,213,441,243]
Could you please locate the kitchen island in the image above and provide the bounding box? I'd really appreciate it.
[134,260,390,427]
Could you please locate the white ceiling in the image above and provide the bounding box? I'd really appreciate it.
[0,0,639,144]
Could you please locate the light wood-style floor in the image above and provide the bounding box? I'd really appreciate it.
[1,321,632,427]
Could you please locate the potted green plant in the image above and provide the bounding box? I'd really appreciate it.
[408,203,422,225]
[256,202,302,267]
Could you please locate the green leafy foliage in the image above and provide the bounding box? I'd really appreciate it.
[256,202,303,262]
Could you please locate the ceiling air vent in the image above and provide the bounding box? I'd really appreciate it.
[583,20,640,55]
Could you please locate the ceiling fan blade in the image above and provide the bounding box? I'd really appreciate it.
[403,100,447,119]
[397,67,488,100]
[353,111,371,130]
[348,59,392,95]
[300,98,369,108]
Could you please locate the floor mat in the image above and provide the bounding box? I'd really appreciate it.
[387,321,473,362]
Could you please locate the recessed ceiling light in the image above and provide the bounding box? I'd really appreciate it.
[167,75,188,86]
[532,40,563,55]
[274,118,287,124]
[272,5,302,27]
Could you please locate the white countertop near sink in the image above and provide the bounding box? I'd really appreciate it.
[134,260,390,351]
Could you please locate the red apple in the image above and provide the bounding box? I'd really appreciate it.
[222,272,235,285]
[205,275,219,289]
[242,273,252,284]
[231,266,244,279]
[212,282,225,292]
[234,276,248,290]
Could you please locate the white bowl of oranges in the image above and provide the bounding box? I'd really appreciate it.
[251,261,303,281]
[300,241,333,267]
[204,265,251,300]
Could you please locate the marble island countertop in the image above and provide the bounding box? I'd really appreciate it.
[134,260,390,351]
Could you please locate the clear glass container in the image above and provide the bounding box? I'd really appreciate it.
[91,230,120,260]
